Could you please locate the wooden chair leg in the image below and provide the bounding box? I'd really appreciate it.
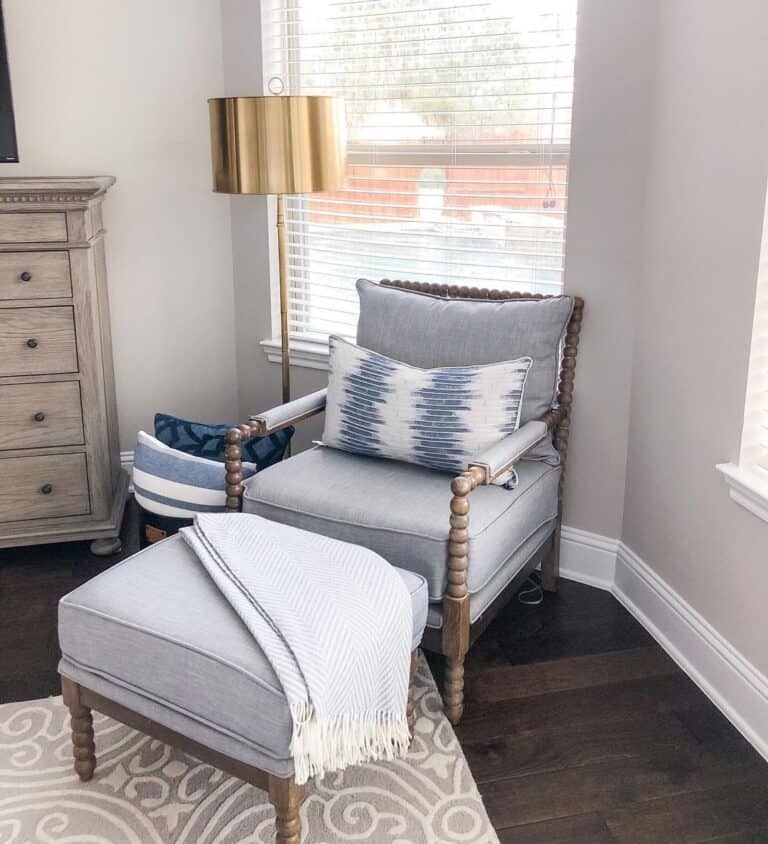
[442,470,479,725]
[268,775,304,844]
[541,525,560,593]
[444,654,466,725]
[61,677,96,782]
[442,593,470,726]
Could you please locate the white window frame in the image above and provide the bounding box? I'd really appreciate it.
[259,2,573,369]
[717,179,768,523]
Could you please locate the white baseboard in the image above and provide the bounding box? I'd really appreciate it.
[115,449,768,760]
[558,528,768,764]
[559,525,618,589]
[613,542,768,762]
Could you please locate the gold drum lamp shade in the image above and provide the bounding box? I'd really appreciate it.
[208,96,346,195]
[208,94,346,408]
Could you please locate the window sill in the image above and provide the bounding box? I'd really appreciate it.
[716,462,768,523]
[260,337,330,371]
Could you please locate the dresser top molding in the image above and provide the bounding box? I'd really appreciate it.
[0,177,116,250]
[0,176,115,205]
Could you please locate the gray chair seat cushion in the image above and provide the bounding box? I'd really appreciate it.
[58,534,427,775]
[427,518,556,629]
[243,446,560,603]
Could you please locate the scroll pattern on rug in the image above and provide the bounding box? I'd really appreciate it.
[0,656,498,843]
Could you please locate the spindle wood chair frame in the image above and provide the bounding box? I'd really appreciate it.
[223,280,584,724]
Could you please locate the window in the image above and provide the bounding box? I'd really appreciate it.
[262,0,578,346]
[718,183,768,521]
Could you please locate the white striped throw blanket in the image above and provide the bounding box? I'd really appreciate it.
[181,513,413,785]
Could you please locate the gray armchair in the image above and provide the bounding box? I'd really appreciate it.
[224,279,584,723]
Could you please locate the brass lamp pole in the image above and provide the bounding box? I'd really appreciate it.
[208,95,346,403]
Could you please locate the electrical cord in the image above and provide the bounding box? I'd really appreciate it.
[517,570,544,605]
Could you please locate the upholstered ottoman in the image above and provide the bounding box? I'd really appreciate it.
[58,533,428,844]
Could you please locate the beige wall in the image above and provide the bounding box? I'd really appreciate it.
[622,0,768,673]
[561,0,657,537]
[2,0,239,450]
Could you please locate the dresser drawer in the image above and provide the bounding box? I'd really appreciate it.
[0,212,67,243]
[0,381,84,450]
[0,452,90,522]
[0,252,72,300]
[0,307,77,376]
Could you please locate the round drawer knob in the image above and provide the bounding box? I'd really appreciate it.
[33,411,45,422]
[26,338,38,349]
[20,271,32,282]
[40,483,53,495]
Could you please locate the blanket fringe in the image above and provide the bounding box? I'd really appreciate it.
[289,701,411,785]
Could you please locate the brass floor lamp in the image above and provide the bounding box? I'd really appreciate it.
[208,96,346,403]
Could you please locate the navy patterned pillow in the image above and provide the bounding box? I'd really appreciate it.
[154,413,292,469]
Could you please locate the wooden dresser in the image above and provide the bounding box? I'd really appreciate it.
[0,177,127,554]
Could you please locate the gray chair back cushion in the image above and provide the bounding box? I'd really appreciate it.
[356,279,574,425]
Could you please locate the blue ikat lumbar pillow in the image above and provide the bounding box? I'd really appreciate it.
[321,335,532,485]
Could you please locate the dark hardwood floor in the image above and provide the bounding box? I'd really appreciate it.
[2,499,767,842]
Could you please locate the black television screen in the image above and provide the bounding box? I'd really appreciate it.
[0,2,17,163]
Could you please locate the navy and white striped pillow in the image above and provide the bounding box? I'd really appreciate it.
[133,431,258,518]
[322,336,532,485]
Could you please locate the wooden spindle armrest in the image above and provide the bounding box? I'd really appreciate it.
[222,389,327,512]
[445,414,560,608]
[467,420,551,486]
[248,388,327,436]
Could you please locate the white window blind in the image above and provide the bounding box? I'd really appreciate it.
[740,187,768,471]
[262,0,578,343]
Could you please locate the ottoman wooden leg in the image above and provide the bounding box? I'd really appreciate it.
[268,775,304,844]
[61,677,96,782]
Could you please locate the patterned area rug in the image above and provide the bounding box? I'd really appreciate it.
[0,657,498,843]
